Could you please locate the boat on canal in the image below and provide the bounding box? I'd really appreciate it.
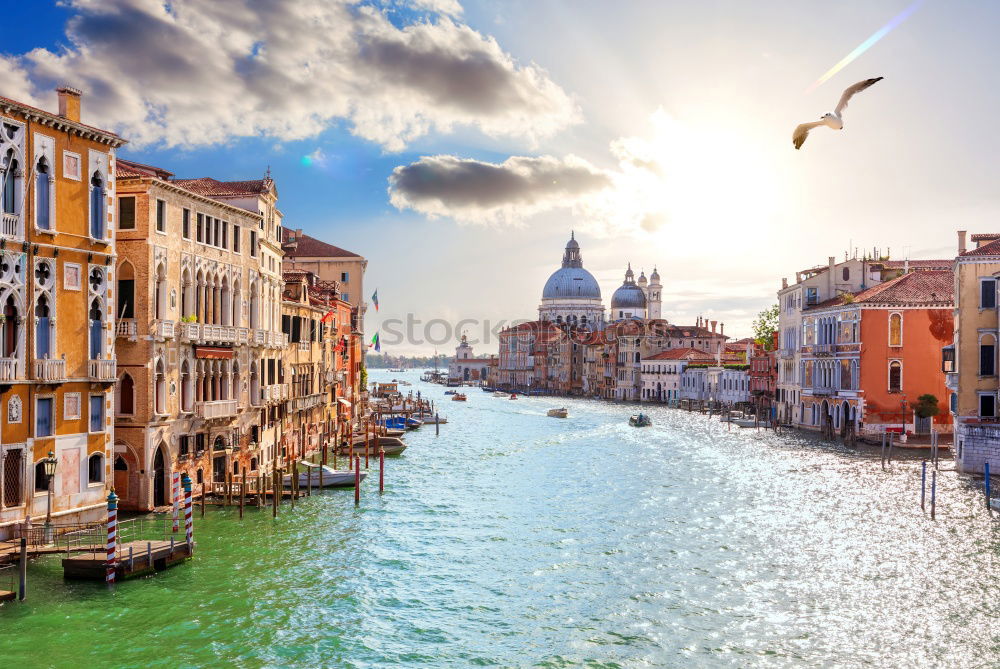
[547,408,568,418]
[342,436,408,456]
[493,391,507,397]
[444,390,457,395]
[284,463,365,488]
[509,394,518,400]
[629,413,652,427]
[452,393,467,401]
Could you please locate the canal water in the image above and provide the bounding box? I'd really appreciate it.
[2,370,997,668]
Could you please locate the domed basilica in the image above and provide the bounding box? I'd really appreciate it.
[539,233,662,327]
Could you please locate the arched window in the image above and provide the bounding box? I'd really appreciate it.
[90,171,105,238]
[888,313,902,347]
[35,294,51,358]
[117,261,135,319]
[34,460,50,491]
[888,360,902,392]
[36,157,51,230]
[842,267,850,281]
[89,298,103,359]
[154,359,166,414]
[180,361,192,412]
[2,150,18,214]
[3,294,19,358]
[88,453,104,483]
[118,373,135,415]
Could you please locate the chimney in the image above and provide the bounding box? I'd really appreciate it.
[782,278,788,289]
[795,272,802,284]
[720,323,724,336]
[57,86,82,122]
[958,230,967,255]
[710,320,717,333]
[904,259,910,274]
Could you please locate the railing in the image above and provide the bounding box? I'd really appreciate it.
[180,322,200,342]
[116,319,137,339]
[297,341,310,351]
[1,212,21,240]
[34,358,66,382]
[154,320,175,339]
[251,329,266,346]
[270,332,288,348]
[945,372,958,389]
[12,520,104,548]
[960,423,1000,439]
[0,357,19,381]
[89,358,117,381]
[293,393,324,411]
[812,344,834,355]
[196,399,238,419]
[200,325,237,343]
[236,327,250,344]
[261,383,290,403]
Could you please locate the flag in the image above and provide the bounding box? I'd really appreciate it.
[320,310,335,324]
[369,332,380,351]
[371,289,379,312]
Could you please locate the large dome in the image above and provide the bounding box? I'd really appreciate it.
[542,266,602,299]
[611,283,647,309]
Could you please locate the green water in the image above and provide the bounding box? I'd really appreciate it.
[2,370,998,668]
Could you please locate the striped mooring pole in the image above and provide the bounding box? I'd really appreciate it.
[182,473,194,553]
[172,472,180,533]
[106,490,118,585]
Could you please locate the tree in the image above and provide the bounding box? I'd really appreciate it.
[752,304,780,351]
[912,394,940,419]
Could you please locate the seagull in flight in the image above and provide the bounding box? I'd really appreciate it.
[793,77,883,150]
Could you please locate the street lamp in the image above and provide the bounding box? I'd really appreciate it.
[42,450,58,541]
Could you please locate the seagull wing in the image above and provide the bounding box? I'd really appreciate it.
[792,121,825,150]
[834,76,884,115]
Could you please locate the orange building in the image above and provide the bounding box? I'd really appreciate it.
[0,89,126,538]
[798,270,954,437]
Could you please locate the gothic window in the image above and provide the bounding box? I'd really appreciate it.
[888,361,902,392]
[1,150,18,215]
[89,298,103,359]
[118,373,135,415]
[35,157,51,229]
[90,171,105,238]
[35,294,51,358]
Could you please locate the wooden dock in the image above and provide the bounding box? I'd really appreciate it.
[62,540,193,581]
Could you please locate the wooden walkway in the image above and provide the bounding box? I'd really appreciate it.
[62,540,193,581]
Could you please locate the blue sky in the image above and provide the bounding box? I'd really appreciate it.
[3,1,998,353]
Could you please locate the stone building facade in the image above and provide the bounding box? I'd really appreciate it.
[113,159,288,510]
[0,88,125,538]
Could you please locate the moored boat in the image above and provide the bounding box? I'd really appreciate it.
[547,408,568,418]
[493,391,507,397]
[341,436,408,456]
[283,463,365,488]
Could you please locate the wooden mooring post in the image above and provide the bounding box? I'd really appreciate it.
[291,461,298,509]
[379,447,385,494]
[436,413,440,436]
[921,460,927,511]
[986,461,992,510]
[239,469,246,519]
[272,468,279,518]
[18,536,27,601]
[931,470,937,520]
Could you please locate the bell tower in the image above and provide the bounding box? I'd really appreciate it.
[648,267,662,320]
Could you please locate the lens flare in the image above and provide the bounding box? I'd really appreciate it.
[806,0,924,93]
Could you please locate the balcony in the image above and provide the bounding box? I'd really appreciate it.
[263,383,290,403]
[292,392,325,412]
[1,212,21,241]
[153,319,175,339]
[812,344,834,356]
[180,322,200,342]
[89,359,117,382]
[0,357,20,381]
[116,319,137,340]
[195,399,238,419]
[200,325,238,344]
[297,341,310,351]
[945,372,958,390]
[34,358,66,382]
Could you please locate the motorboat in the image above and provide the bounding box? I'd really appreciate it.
[452,393,467,401]
[629,414,652,427]
[283,463,365,488]
[509,394,518,400]
[444,390,457,395]
[341,436,408,456]
[493,391,507,397]
[547,408,568,418]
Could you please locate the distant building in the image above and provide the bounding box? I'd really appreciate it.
[448,334,491,383]
[640,349,715,402]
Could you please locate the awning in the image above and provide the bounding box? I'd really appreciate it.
[195,346,234,359]
[337,398,352,408]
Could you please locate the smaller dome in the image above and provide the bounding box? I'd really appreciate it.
[637,270,647,285]
[611,284,647,310]
[650,266,660,282]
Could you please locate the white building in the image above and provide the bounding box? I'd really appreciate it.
[448,334,490,383]
[539,233,605,328]
[641,349,715,402]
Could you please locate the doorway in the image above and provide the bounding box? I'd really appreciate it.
[114,456,129,500]
[152,447,166,507]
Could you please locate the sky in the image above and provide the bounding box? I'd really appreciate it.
[2,0,997,354]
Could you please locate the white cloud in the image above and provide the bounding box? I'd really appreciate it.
[389,108,781,236]
[406,0,464,16]
[4,0,576,151]
[388,154,612,224]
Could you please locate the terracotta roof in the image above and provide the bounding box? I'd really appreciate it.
[282,229,362,259]
[0,93,125,144]
[172,176,272,197]
[116,158,174,180]
[643,349,716,361]
[961,238,1000,257]
[970,233,1000,242]
[852,270,953,306]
